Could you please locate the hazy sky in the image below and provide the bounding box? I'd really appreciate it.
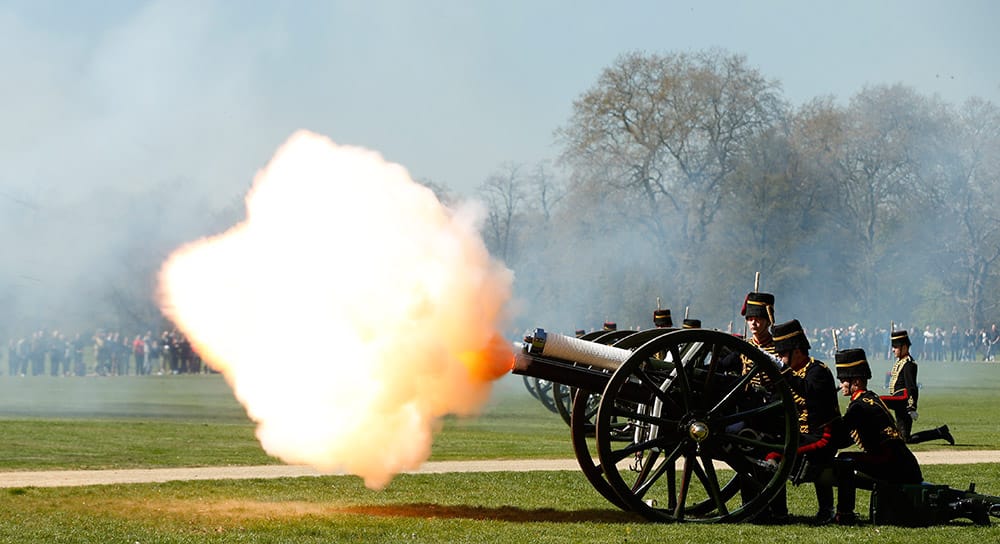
[3,0,998,204]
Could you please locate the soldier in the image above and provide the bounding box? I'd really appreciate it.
[771,319,842,525]
[652,309,672,328]
[833,348,923,525]
[882,330,954,444]
[681,318,701,329]
[722,291,787,523]
[743,291,776,360]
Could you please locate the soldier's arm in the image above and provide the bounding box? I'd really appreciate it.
[903,362,918,410]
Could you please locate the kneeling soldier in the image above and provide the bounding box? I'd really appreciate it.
[772,319,842,525]
[833,348,923,525]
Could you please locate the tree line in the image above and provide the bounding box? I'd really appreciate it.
[479,49,1000,336]
[3,48,997,343]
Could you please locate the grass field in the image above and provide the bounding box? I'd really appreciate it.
[0,361,998,542]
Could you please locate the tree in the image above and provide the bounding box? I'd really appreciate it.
[819,85,944,320]
[478,162,528,265]
[925,98,1000,330]
[556,49,786,308]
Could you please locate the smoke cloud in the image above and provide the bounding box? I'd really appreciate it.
[158,130,514,489]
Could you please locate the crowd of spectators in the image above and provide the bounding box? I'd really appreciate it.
[3,328,208,377]
[807,324,1000,363]
[4,322,999,378]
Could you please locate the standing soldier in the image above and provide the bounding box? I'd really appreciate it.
[882,330,954,444]
[833,348,923,525]
[771,319,842,525]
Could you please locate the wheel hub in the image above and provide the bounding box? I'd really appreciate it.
[688,420,710,442]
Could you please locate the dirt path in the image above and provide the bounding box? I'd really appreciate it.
[0,451,997,488]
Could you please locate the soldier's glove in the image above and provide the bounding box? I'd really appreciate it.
[909,410,919,421]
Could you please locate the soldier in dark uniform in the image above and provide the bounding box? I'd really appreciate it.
[722,291,788,522]
[771,319,842,525]
[882,329,954,444]
[742,291,776,362]
[833,348,923,525]
[652,309,672,328]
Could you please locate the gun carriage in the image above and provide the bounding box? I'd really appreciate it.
[513,327,799,523]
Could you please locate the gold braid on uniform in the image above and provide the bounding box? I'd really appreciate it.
[888,357,905,392]
[888,355,916,409]
[788,358,811,434]
[741,337,776,388]
[851,394,903,449]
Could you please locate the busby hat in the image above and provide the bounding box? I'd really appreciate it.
[772,319,811,353]
[602,321,617,331]
[653,309,673,328]
[835,348,872,381]
[891,329,911,347]
[682,318,701,329]
[741,292,775,323]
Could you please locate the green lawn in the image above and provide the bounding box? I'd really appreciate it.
[0,466,997,543]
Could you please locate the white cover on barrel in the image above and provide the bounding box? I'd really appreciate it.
[540,332,631,371]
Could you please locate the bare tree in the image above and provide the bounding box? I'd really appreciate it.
[818,85,944,318]
[478,162,527,264]
[927,98,1000,330]
[556,49,785,301]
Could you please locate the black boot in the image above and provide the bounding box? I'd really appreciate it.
[813,483,835,525]
[834,459,858,523]
[909,425,955,445]
[941,425,955,445]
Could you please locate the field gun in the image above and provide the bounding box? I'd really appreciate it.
[512,327,800,523]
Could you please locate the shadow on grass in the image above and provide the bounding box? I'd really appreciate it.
[340,503,646,523]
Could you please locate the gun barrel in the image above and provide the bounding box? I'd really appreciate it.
[522,328,631,371]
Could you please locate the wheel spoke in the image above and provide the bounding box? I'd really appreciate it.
[673,455,694,520]
[707,363,766,415]
[668,345,692,411]
[606,433,681,465]
[633,367,682,411]
[629,448,661,494]
[609,403,680,430]
[632,442,684,498]
[718,429,786,452]
[697,452,729,517]
[712,398,785,427]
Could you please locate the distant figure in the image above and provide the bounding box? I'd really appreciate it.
[881,330,954,445]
